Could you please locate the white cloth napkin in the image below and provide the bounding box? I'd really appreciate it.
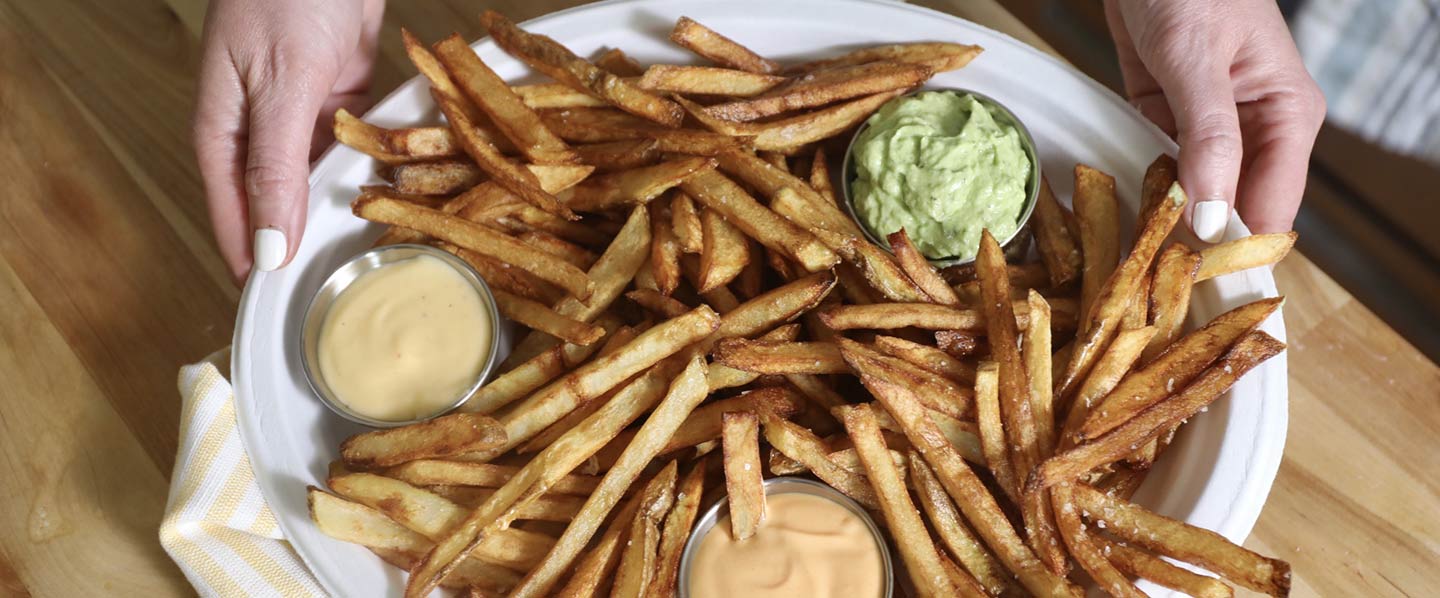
[159,349,326,597]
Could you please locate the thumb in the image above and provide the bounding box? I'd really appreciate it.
[245,74,328,271]
[1155,62,1242,243]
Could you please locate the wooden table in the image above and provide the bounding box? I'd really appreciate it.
[0,1,1433,596]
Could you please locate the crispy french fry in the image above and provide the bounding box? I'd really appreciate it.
[1057,181,1186,401]
[1072,485,1291,596]
[435,92,577,220]
[389,160,486,195]
[1099,537,1235,598]
[648,199,683,295]
[760,413,879,509]
[721,411,766,541]
[1024,291,1056,456]
[908,456,1011,596]
[483,10,682,126]
[385,460,601,496]
[594,47,645,77]
[1059,326,1156,449]
[787,42,983,74]
[512,81,608,109]
[705,61,931,122]
[649,459,707,598]
[593,386,804,471]
[340,413,507,469]
[935,329,982,358]
[461,317,620,415]
[873,335,976,384]
[973,362,1017,500]
[610,496,661,598]
[506,358,709,598]
[573,138,661,173]
[541,107,749,155]
[626,289,691,318]
[513,327,646,455]
[1143,244,1202,363]
[681,169,839,271]
[819,298,1077,333]
[888,229,961,306]
[492,288,605,345]
[422,486,584,521]
[836,339,974,420]
[735,239,764,299]
[705,324,802,391]
[714,149,864,238]
[562,157,715,212]
[809,146,838,203]
[670,191,703,254]
[713,339,847,375]
[334,109,462,164]
[685,90,904,152]
[554,466,676,598]
[839,404,968,597]
[401,28,515,153]
[669,16,779,74]
[432,34,577,165]
[447,163,595,224]
[1031,177,1082,287]
[1074,164,1120,324]
[1079,297,1282,441]
[353,194,592,299]
[1124,271,1153,330]
[849,371,1077,598]
[1137,154,1178,237]
[698,206,749,291]
[1196,232,1298,282]
[1050,484,1146,598]
[517,231,599,268]
[1034,331,1286,490]
[638,64,786,97]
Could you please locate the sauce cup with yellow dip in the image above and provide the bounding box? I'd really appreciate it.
[299,244,501,427]
[842,88,1041,266]
[679,476,892,598]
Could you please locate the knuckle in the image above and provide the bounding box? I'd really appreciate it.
[244,160,301,205]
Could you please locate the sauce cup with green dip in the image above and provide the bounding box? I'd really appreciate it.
[841,89,1040,266]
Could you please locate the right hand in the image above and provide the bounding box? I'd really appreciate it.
[193,0,386,283]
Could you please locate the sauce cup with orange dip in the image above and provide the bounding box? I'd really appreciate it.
[679,477,893,598]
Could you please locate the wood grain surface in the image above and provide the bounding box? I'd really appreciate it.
[0,1,1434,596]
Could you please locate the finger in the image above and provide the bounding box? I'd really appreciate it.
[1153,62,1243,243]
[1234,96,1324,233]
[193,49,252,284]
[245,64,332,272]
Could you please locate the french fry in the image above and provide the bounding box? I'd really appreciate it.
[435,92,577,220]
[334,109,461,164]
[669,16,779,74]
[872,335,977,384]
[649,459,707,598]
[713,339,848,375]
[1099,537,1236,598]
[735,239,765,299]
[648,199,683,295]
[562,157,715,212]
[705,61,931,122]
[787,42,983,74]
[610,498,661,598]
[935,330,982,358]
[541,107,749,155]
[681,169,839,271]
[761,413,880,509]
[483,10,683,127]
[1123,271,1153,330]
[626,289,691,318]
[670,191,703,254]
[705,325,803,391]
[404,361,679,597]
[512,326,647,455]
[1074,164,1120,324]
[1033,331,1286,490]
[421,486,584,521]
[1136,154,1178,237]
[908,456,1011,596]
[593,386,805,471]
[838,404,968,597]
[384,460,601,496]
[680,255,743,314]
[506,358,708,598]
[1079,297,1282,440]
[888,229,962,306]
[594,47,646,77]
[461,317,621,415]
[973,362,1018,501]
[432,34,577,165]
[1024,291,1056,455]
[327,473,554,571]
[1050,484,1146,598]
[517,231,599,268]
[721,411,766,541]
[353,194,593,299]
[1143,243,1202,363]
[1072,485,1292,596]
[493,306,720,454]
[714,149,864,238]
[819,298,1076,332]
[389,160,486,195]
[836,339,974,420]
[1057,181,1186,401]
[686,90,904,152]
[573,138,661,173]
[1196,232,1298,282]
[504,207,652,365]
[512,81,608,109]
[638,64,786,97]
[1059,326,1156,449]
[401,28,515,153]
[492,288,605,345]
[810,146,838,203]
[1031,177,1082,287]
[554,466,677,598]
[698,206,749,291]
[339,413,507,469]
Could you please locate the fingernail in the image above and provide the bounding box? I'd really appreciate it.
[1192,200,1229,243]
[253,227,288,271]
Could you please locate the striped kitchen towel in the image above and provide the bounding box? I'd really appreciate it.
[159,348,325,597]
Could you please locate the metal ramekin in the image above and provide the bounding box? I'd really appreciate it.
[299,244,502,428]
[840,88,1041,267]
[677,476,893,598]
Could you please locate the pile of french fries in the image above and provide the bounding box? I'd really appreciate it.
[312,10,1301,598]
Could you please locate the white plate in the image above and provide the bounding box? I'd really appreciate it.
[232,1,1288,595]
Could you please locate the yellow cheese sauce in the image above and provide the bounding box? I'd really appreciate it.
[317,254,492,422]
[689,492,885,598]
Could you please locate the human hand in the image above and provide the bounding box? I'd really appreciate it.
[1104,0,1326,242]
[194,0,385,283]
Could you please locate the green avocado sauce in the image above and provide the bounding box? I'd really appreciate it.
[851,91,1032,260]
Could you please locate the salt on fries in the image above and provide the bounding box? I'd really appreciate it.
[318,12,1297,597]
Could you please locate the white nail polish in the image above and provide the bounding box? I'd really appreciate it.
[253,227,288,272]
[1192,200,1229,243]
